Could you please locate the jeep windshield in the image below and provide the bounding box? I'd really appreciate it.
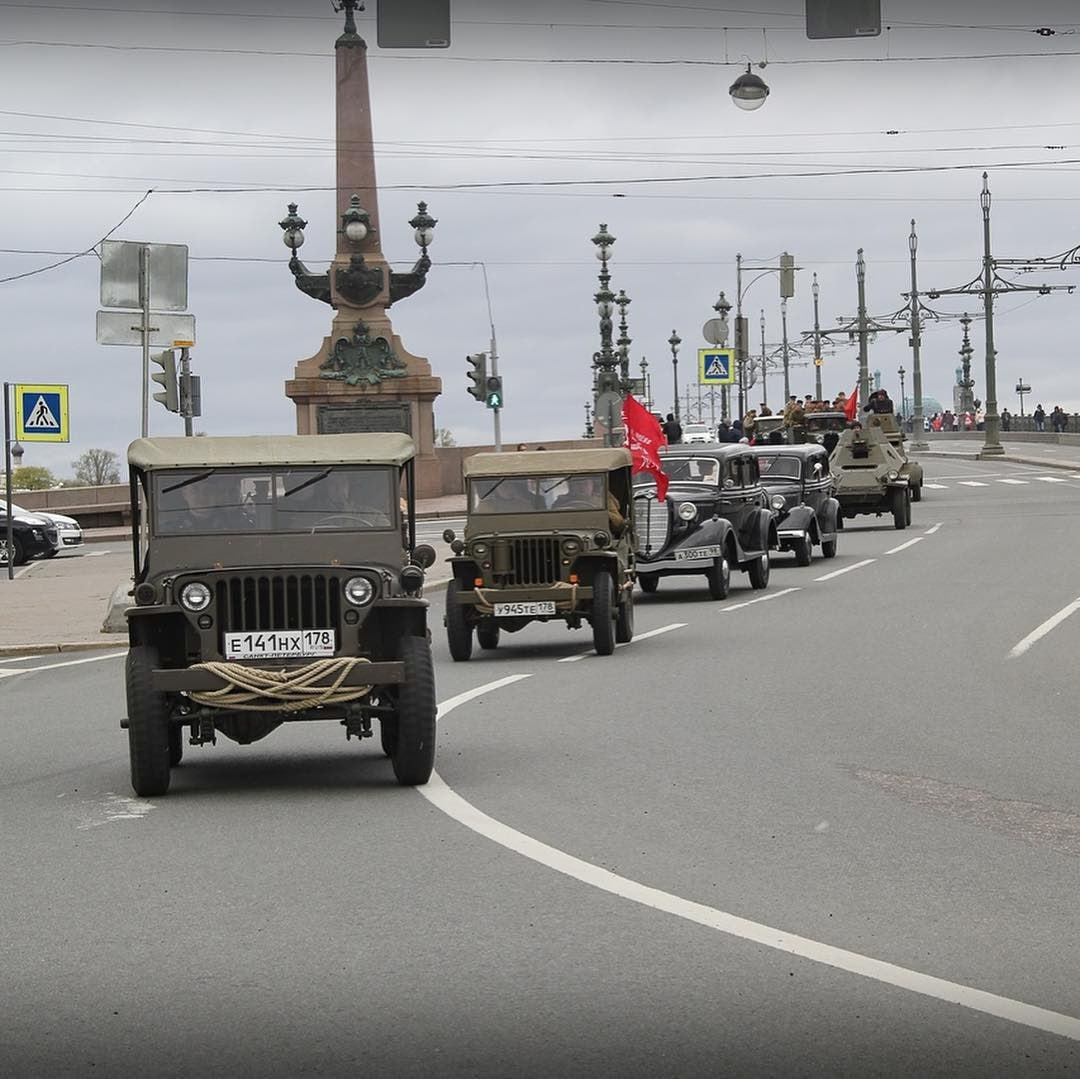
[470,473,604,513]
[153,466,396,534]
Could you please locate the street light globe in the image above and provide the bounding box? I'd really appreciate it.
[729,64,769,111]
[414,226,435,248]
[282,228,305,250]
[344,218,368,244]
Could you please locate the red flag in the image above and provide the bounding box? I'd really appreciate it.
[622,395,669,501]
[843,383,859,422]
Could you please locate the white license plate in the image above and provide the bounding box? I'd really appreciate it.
[674,544,724,562]
[223,629,336,660]
[493,601,556,617]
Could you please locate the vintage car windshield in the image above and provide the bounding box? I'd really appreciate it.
[153,466,396,534]
[661,457,721,485]
[470,473,606,513]
[757,456,801,481]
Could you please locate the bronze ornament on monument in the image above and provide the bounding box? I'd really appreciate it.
[280,0,443,496]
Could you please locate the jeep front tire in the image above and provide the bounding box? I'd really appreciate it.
[391,636,436,786]
[126,644,171,797]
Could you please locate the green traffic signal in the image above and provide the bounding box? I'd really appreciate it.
[484,374,503,410]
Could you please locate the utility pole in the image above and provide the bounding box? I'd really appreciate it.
[907,220,928,450]
[780,298,790,402]
[811,273,823,402]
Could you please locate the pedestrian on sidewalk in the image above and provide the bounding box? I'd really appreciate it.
[662,413,682,444]
[1033,404,1046,432]
[1000,408,1011,432]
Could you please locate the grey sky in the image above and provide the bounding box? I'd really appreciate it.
[3,0,1080,477]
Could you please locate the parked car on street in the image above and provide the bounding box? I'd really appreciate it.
[443,448,637,658]
[682,422,713,444]
[750,445,840,564]
[122,433,439,796]
[0,504,59,565]
[2,500,83,556]
[633,444,777,597]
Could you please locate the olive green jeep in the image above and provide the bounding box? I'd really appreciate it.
[122,433,437,796]
[442,448,637,657]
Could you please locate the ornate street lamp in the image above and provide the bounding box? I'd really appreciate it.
[957,314,976,414]
[713,291,732,418]
[616,289,632,389]
[898,365,906,419]
[340,193,373,245]
[729,63,769,110]
[591,224,622,446]
[811,273,823,402]
[639,355,649,409]
[669,330,682,422]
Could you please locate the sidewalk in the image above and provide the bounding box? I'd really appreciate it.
[0,494,468,657]
[912,438,1080,473]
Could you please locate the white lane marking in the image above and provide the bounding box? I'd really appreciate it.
[997,479,1028,485]
[925,523,943,535]
[1008,597,1080,659]
[885,537,923,555]
[0,651,125,679]
[813,559,875,582]
[719,587,800,612]
[436,674,533,718]
[958,480,989,487]
[78,792,155,830]
[425,683,1080,1042]
[85,550,112,557]
[923,483,949,489]
[558,622,686,663]
[1035,476,1068,483]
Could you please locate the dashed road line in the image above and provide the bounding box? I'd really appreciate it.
[925,523,943,535]
[958,480,989,487]
[997,479,1028,485]
[814,558,875,582]
[557,622,686,663]
[1036,476,1068,483]
[923,483,949,489]
[885,537,923,555]
[719,587,800,612]
[1008,597,1080,659]
[425,679,1080,1044]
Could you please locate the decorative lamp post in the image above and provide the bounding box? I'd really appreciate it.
[908,220,928,449]
[669,330,682,422]
[898,365,906,419]
[713,290,732,418]
[979,176,1004,455]
[591,224,622,446]
[856,249,870,408]
[639,355,650,409]
[811,273,823,402]
[729,64,769,111]
[583,400,594,439]
[780,297,791,402]
[957,314,975,414]
[759,309,767,410]
[616,289,632,390]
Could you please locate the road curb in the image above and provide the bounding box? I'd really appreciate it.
[0,638,124,658]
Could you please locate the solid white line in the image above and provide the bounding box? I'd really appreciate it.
[997,479,1028,485]
[958,480,989,487]
[925,523,943,535]
[558,622,686,663]
[423,684,1080,1042]
[885,537,923,555]
[720,587,800,612]
[0,651,125,679]
[436,674,533,718]
[1008,597,1080,659]
[813,559,875,582]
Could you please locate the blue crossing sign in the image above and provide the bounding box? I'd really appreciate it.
[698,348,735,386]
[15,384,69,443]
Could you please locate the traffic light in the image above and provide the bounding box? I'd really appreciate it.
[485,375,503,410]
[466,352,487,401]
[779,252,795,298]
[151,349,179,412]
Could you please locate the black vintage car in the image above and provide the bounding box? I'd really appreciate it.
[749,444,840,565]
[633,444,777,598]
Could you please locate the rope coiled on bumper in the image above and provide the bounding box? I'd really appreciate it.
[186,657,373,713]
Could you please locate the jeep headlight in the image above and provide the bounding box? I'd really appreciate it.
[562,538,581,555]
[470,541,488,557]
[770,494,786,511]
[677,501,698,522]
[344,576,375,606]
[886,469,899,481]
[179,582,212,612]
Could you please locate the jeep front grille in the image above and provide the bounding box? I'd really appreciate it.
[504,537,561,586]
[214,574,341,634]
[633,495,669,556]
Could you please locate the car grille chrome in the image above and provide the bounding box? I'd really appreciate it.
[503,537,561,586]
[633,495,669,556]
[214,574,341,633]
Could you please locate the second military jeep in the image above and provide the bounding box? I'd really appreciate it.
[122,433,438,797]
[442,448,636,657]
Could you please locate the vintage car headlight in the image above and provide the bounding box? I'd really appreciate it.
[677,501,698,522]
[770,494,786,511]
[179,582,212,612]
[344,576,375,606]
[886,469,899,481]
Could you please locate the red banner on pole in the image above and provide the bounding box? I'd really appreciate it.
[622,394,669,500]
[843,382,859,422]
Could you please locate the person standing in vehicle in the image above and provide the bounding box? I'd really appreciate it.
[662,413,682,444]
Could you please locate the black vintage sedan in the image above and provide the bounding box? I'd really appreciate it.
[633,444,777,598]
[750,444,840,565]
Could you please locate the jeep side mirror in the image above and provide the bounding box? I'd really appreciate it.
[413,543,437,569]
[442,528,456,544]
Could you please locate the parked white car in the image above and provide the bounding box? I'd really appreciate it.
[682,423,713,444]
[2,500,84,556]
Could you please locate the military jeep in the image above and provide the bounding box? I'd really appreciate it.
[442,448,636,657]
[830,425,911,529]
[122,433,438,797]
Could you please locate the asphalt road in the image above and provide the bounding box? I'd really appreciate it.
[2,456,1079,1076]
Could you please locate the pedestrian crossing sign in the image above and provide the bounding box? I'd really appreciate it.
[15,384,69,442]
[698,348,735,385]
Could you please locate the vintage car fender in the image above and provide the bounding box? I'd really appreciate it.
[663,514,732,557]
[821,496,841,535]
[776,503,817,541]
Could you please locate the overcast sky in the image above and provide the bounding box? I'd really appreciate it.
[3,0,1080,477]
